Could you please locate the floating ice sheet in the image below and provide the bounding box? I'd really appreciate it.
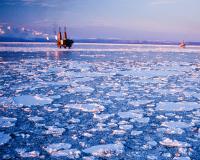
[118,110,143,119]
[28,116,44,122]
[44,143,80,158]
[83,143,124,157]
[156,102,200,112]
[0,132,11,145]
[64,103,104,113]
[44,126,65,136]
[131,130,143,136]
[14,95,53,107]
[0,117,17,128]
[16,149,40,158]
[128,100,153,107]
[160,138,190,147]
[173,157,191,160]
[161,121,194,128]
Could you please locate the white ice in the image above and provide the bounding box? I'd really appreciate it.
[44,143,80,158]
[13,95,53,107]
[0,117,17,128]
[83,143,124,157]
[0,132,11,145]
[156,102,200,112]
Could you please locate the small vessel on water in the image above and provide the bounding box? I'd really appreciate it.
[57,26,73,49]
[179,41,186,48]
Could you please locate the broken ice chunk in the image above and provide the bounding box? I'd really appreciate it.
[68,118,80,124]
[119,124,133,130]
[156,102,200,112]
[44,143,71,153]
[173,157,191,160]
[131,130,143,136]
[14,95,53,107]
[161,121,194,129]
[64,103,104,113]
[28,116,44,122]
[112,130,126,135]
[44,143,80,158]
[128,100,152,107]
[0,132,11,145]
[15,149,40,158]
[160,138,190,147]
[44,126,65,136]
[0,117,17,128]
[118,110,143,119]
[83,143,124,157]
[93,113,114,121]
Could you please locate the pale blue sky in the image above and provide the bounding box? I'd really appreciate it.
[0,0,200,41]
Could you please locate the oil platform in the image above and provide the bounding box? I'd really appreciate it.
[57,26,73,49]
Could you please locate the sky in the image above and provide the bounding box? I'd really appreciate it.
[0,0,200,41]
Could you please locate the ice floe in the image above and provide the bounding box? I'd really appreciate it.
[173,157,191,160]
[13,95,53,106]
[160,138,190,147]
[44,126,65,136]
[118,110,143,119]
[131,130,143,136]
[83,143,124,157]
[0,117,17,128]
[161,121,194,129]
[112,130,126,135]
[28,116,44,122]
[44,143,80,158]
[156,102,200,112]
[64,103,104,113]
[15,149,40,158]
[93,113,114,121]
[0,132,11,145]
[119,124,133,130]
[128,100,153,107]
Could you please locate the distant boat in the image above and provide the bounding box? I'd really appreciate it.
[57,26,73,49]
[179,41,186,48]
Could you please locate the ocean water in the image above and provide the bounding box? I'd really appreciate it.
[0,42,200,159]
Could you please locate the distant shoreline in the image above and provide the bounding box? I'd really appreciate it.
[1,41,200,46]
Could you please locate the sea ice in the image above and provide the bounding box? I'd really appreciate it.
[28,116,44,122]
[44,143,80,158]
[15,149,40,158]
[44,126,65,136]
[147,155,158,160]
[13,95,53,106]
[118,110,143,119]
[173,157,191,160]
[64,103,104,113]
[157,127,184,135]
[0,132,11,145]
[119,124,133,130]
[131,130,143,136]
[68,118,80,124]
[83,143,124,157]
[0,117,17,128]
[70,85,94,94]
[93,113,114,121]
[128,100,153,107]
[112,130,126,135]
[161,121,194,129]
[156,102,200,112]
[160,138,190,147]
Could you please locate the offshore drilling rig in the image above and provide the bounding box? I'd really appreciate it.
[57,26,73,49]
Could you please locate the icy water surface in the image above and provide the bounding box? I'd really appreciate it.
[0,43,200,159]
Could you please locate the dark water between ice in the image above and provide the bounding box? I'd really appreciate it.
[0,43,200,159]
